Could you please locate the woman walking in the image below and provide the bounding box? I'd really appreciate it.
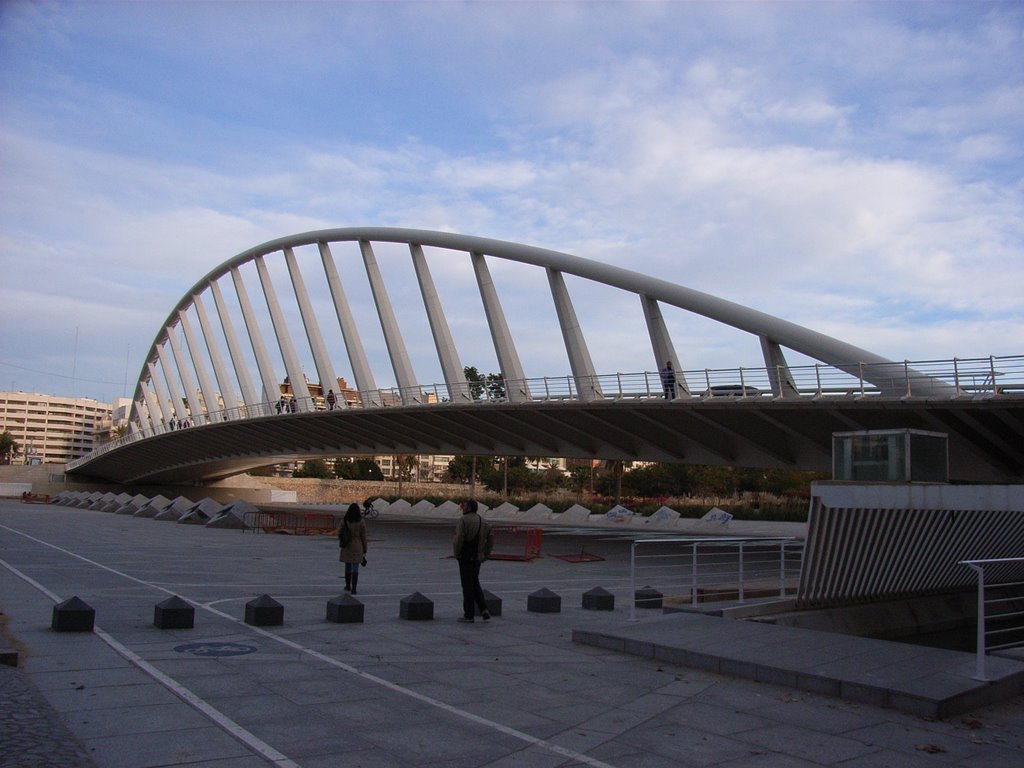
[339,502,368,594]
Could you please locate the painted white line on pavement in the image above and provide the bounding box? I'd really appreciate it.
[1,524,621,768]
[0,548,300,768]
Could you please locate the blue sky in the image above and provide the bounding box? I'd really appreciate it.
[1,1,1022,404]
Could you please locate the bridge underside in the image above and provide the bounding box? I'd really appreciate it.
[69,397,1024,486]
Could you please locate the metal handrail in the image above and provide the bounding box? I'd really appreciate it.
[68,354,1024,471]
[960,556,1024,681]
[628,537,803,622]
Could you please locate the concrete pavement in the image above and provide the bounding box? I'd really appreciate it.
[1,499,1023,767]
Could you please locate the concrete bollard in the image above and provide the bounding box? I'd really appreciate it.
[582,587,615,611]
[399,592,434,621]
[634,586,663,610]
[51,596,95,632]
[326,594,364,624]
[527,588,561,613]
[476,590,502,618]
[154,596,195,629]
[245,594,284,626]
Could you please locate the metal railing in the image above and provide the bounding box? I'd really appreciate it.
[68,354,1024,471]
[628,537,804,621]
[960,557,1024,681]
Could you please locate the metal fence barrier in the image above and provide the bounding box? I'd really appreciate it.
[629,537,804,622]
[244,510,338,536]
[960,557,1024,681]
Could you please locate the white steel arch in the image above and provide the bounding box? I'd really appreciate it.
[129,227,948,435]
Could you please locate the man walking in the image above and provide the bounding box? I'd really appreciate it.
[453,500,494,623]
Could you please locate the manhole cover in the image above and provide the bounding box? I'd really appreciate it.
[173,642,257,657]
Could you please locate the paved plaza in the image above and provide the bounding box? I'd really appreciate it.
[2,499,1023,767]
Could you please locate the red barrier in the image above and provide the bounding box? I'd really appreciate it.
[489,525,542,561]
[244,510,337,535]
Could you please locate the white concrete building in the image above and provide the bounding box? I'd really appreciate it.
[0,392,129,464]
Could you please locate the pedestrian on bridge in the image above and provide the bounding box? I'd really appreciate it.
[453,499,494,623]
[339,502,368,594]
[660,360,676,400]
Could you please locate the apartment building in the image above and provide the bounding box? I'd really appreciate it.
[0,392,130,464]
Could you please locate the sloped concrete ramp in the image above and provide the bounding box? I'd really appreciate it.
[573,610,1024,718]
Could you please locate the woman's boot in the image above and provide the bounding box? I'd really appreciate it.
[351,573,358,595]
[344,571,352,592]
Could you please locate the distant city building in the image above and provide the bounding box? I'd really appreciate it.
[0,392,131,464]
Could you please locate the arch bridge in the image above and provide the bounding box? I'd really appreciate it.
[67,228,1024,485]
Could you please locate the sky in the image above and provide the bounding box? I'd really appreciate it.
[1,0,1022,405]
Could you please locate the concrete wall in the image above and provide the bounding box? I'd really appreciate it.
[812,481,1024,512]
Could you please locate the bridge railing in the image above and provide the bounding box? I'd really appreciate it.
[68,354,1024,469]
[628,536,805,622]
[960,556,1024,681]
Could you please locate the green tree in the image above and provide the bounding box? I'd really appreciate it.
[620,463,676,497]
[463,366,506,401]
[0,431,19,465]
[446,454,496,483]
[567,464,593,496]
[293,458,331,478]
[334,457,383,480]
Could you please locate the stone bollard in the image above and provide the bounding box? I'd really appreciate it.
[399,592,434,621]
[51,596,95,632]
[245,594,284,626]
[634,585,663,610]
[476,590,502,618]
[527,588,561,613]
[154,596,195,629]
[582,587,615,611]
[326,594,364,624]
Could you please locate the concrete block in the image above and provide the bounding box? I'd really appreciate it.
[582,587,615,611]
[154,596,195,629]
[388,498,413,515]
[634,586,663,610]
[433,501,461,518]
[489,502,519,519]
[527,588,561,613]
[558,504,591,523]
[409,499,435,515]
[476,590,502,617]
[51,596,95,632]
[326,594,364,624]
[601,505,634,524]
[134,494,172,518]
[0,647,19,667]
[645,506,681,526]
[245,594,284,626]
[88,492,116,510]
[98,492,133,513]
[179,497,224,524]
[207,500,253,529]
[400,592,434,621]
[519,503,553,522]
[115,494,150,515]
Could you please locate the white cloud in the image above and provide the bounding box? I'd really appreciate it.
[1,1,1021,402]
